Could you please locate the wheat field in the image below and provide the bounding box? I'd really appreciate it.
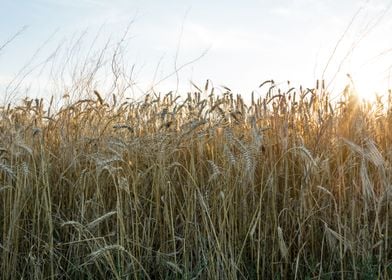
[0,77,391,279]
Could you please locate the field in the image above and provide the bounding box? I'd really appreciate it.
[0,79,391,279]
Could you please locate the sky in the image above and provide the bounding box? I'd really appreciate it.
[1,0,392,102]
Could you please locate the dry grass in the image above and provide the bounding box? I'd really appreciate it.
[0,78,391,279]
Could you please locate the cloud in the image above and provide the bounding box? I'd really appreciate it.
[269,7,292,16]
[0,74,12,86]
[34,0,108,9]
[147,20,275,55]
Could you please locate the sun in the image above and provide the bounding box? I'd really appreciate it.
[346,69,390,103]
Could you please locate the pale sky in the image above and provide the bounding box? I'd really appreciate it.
[1,0,392,102]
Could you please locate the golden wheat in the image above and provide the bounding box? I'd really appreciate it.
[0,77,391,279]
